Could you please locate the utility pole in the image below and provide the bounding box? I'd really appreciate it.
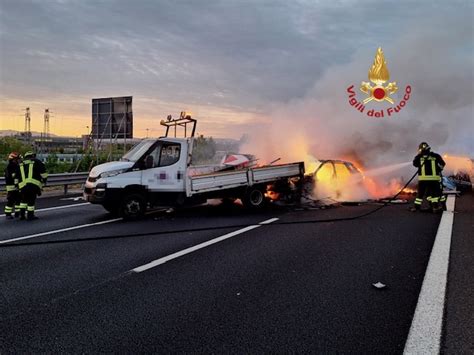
[43,108,50,139]
[40,108,50,153]
[24,107,31,144]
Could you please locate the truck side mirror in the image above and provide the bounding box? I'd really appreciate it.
[145,155,154,169]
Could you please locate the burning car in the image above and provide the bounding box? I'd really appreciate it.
[310,159,366,202]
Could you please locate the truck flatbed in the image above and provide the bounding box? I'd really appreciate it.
[188,162,304,196]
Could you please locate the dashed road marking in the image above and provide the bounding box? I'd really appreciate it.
[132,217,279,273]
[404,195,456,354]
[0,202,91,218]
[0,218,122,245]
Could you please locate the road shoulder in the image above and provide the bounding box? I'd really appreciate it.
[442,192,474,354]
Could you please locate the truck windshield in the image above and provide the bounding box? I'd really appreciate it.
[121,140,155,162]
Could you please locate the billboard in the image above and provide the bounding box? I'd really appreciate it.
[92,96,133,139]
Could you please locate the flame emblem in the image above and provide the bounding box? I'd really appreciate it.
[360,47,398,104]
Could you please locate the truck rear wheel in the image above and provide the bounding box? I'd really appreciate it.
[242,187,266,209]
[120,193,146,219]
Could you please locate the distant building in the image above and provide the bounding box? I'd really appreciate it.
[33,136,83,153]
[36,153,84,164]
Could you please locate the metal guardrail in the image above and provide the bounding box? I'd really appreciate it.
[0,172,89,194]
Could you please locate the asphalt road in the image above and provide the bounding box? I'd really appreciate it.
[0,193,471,353]
[443,192,474,354]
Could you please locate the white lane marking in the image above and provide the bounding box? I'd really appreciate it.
[0,202,90,217]
[0,218,122,245]
[132,217,279,273]
[404,195,456,355]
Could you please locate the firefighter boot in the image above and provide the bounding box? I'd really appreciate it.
[27,210,38,221]
[19,209,26,220]
[5,213,14,220]
[440,196,447,211]
[409,206,420,212]
[432,202,443,214]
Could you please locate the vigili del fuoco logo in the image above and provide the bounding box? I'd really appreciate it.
[347,47,412,117]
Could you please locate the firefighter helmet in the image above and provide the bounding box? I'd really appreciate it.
[8,151,20,160]
[24,151,36,159]
[418,142,430,152]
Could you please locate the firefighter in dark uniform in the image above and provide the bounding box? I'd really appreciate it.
[18,151,48,220]
[4,152,22,219]
[410,142,446,213]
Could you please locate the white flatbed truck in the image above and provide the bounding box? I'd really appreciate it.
[83,114,304,218]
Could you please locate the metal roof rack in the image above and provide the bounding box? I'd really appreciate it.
[160,111,197,138]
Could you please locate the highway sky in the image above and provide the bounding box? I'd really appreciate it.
[0,0,472,162]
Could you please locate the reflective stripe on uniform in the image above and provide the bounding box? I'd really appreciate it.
[419,175,441,181]
[4,206,13,213]
[27,206,35,212]
[41,172,49,179]
[6,185,17,192]
[19,163,26,188]
[19,162,43,189]
[419,156,441,181]
[430,197,440,203]
[20,203,27,209]
[431,159,436,177]
[414,198,423,205]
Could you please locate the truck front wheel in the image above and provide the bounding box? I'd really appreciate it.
[242,187,266,209]
[120,193,146,219]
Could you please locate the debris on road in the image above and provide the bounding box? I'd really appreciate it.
[379,199,408,204]
[372,282,387,289]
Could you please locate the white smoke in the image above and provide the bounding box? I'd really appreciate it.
[241,13,473,184]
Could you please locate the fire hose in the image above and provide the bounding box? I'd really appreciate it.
[1,170,422,247]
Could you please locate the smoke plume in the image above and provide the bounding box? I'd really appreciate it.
[241,14,473,185]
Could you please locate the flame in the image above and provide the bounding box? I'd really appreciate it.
[368,47,390,85]
[402,187,417,194]
[312,158,370,202]
[305,155,321,174]
[265,190,280,201]
[443,154,474,176]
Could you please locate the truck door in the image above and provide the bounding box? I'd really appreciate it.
[141,141,187,192]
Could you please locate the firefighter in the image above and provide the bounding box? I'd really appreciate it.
[4,152,22,219]
[410,142,446,213]
[18,151,48,220]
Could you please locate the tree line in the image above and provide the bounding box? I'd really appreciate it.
[1,136,218,174]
